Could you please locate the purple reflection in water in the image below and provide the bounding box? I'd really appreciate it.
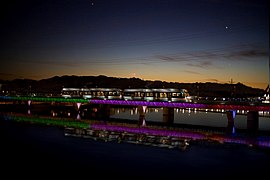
[91,124,207,140]
[90,123,270,148]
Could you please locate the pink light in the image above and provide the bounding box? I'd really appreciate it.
[27,100,31,106]
[77,113,81,120]
[76,103,81,110]
[142,106,147,113]
[142,118,146,127]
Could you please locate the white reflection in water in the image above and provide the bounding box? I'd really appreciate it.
[111,108,270,130]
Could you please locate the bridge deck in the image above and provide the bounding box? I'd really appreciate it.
[1,96,269,111]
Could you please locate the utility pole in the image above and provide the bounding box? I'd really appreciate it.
[229,78,235,98]
[229,78,234,85]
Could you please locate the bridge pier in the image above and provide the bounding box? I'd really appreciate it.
[89,105,108,120]
[247,111,259,132]
[26,100,32,115]
[97,104,111,120]
[226,110,236,134]
[163,107,174,125]
[138,106,147,126]
[72,102,82,120]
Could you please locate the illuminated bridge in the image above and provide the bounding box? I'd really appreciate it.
[1,96,269,111]
[89,99,270,111]
[1,95,270,133]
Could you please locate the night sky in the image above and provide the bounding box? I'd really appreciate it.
[1,0,269,89]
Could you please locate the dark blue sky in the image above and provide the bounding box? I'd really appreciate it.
[1,0,269,89]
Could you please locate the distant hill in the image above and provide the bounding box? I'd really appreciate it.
[0,75,265,98]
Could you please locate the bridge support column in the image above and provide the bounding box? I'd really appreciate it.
[97,104,111,120]
[163,107,174,125]
[26,100,32,115]
[73,102,82,120]
[226,110,236,134]
[247,111,259,132]
[138,106,147,126]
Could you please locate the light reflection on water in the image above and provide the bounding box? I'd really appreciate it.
[110,107,270,131]
[1,103,269,131]
[1,104,270,150]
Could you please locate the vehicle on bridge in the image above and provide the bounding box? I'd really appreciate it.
[61,88,191,102]
[123,88,190,102]
[61,88,122,100]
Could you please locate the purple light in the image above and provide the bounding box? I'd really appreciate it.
[90,100,207,109]
[210,134,270,148]
[232,110,236,119]
[232,126,235,134]
[90,123,270,148]
[257,141,270,147]
[91,124,206,140]
[89,100,270,111]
